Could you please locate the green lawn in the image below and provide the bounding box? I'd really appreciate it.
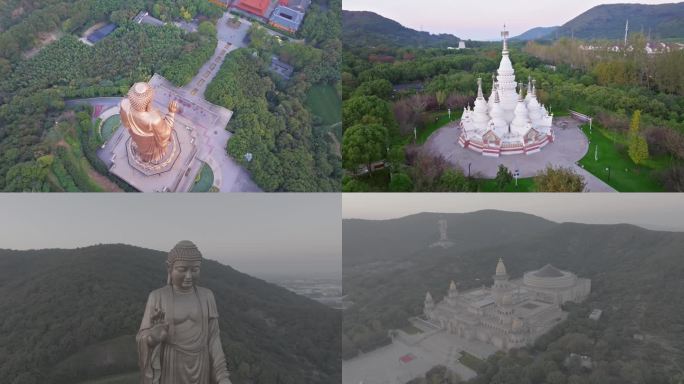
[458,351,488,373]
[190,162,215,192]
[306,84,341,126]
[579,123,667,192]
[100,114,121,142]
[479,177,536,192]
[416,110,462,144]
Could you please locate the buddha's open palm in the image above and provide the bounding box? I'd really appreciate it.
[168,100,179,113]
[147,322,168,346]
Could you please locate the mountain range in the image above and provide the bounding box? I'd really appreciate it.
[344,2,684,48]
[0,244,341,384]
[514,2,684,41]
[342,211,684,379]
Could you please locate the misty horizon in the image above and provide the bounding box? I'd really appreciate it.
[0,194,342,278]
[343,194,684,232]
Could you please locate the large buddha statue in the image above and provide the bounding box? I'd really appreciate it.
[120,82,178,163]
[137,241,232,384]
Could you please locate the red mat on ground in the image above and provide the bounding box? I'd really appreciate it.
[399,353,416,363]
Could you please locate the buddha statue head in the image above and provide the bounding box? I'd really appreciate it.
[128,83,154,112]
[166,240,202,292]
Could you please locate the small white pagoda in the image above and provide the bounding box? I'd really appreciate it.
[458,26,554,157]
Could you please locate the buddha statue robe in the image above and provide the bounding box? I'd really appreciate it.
[137,285,230,384]
[119,84,175,163]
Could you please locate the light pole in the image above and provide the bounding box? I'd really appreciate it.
[468,162,472,178]
[595,144,598,161]
[605,167,611,181]
[514,169,520,188]
[448,108,451,120]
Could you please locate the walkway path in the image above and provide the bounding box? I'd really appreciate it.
[75,13,260,192]
[183,14,252,98]
[425,117,616,192]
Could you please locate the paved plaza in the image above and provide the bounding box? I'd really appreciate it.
[94,13,259,192]
[342,329,498,384]
[425,117,615,192]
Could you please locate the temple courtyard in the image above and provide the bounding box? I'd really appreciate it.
[342,326,497,384]
[425,116,615,192]
[93,12,259,192]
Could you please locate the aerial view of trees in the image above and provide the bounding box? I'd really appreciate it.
[342,28,684,191]
[0,1,221,191]
[205,0,342,192]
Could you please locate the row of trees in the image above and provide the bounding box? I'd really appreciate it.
[205,18,341,191]
[525,35,684,97]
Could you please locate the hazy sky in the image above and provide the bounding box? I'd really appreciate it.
[343,0,673,40]
[343,194,684,232]
[0,194,341,278]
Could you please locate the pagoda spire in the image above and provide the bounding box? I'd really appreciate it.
[527,76,532,94]
[477,77,484,99]
[494,83,500,103]
[501,24,509,53]
[532,79,537,96]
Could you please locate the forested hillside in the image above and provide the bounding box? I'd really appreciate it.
[554,2,684,40]
[343,211,684,383]
[342,10,461,48]
[0,244,341,384]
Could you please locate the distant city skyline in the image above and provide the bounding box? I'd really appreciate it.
[343,0,674,40]
[343,194,684,232]
[0,194,341,278]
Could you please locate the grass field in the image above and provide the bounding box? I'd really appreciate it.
[416,110,462,144]
[458,351,488,373]
[578,123,667,192]
[479,177,536,192]
[100,115,120,142]
[306,84,341,126]
[190,162,214,192]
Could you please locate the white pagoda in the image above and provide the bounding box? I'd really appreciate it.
[458,26,554,156]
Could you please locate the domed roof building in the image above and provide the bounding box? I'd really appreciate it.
[458,26,554,157]
[422,259,590,351]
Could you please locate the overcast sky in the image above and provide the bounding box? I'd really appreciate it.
[343,0,673,40]
[0,194,341,278]
[343,194,684,232]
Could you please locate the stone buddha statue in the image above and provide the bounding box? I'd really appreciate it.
[120,82,178,163]
[137,241,232,384]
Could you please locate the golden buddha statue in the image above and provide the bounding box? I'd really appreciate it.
[137,241,232,384]
[120,82,178,163]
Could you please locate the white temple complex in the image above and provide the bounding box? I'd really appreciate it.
[458,26,554,156]
[423,259,590,351]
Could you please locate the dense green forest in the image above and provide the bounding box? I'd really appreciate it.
[342,211,684,383]
[0,244,341,384]
[341,26,684,191]
[205,0,342,191]
[0,0,222,191]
